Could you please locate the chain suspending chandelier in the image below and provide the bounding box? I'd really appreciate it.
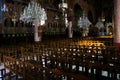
[20,0,47,26]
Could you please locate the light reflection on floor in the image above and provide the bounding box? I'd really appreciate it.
[0,63,119,80]
[0,63,9,80]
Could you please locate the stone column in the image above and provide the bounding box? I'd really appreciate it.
[34,19,42,43]
[68,21,73,38]
[114,0,120,46]
[67,8,74,38]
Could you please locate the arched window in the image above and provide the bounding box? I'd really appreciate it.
[73,3,83,30]
[88,11,93,23]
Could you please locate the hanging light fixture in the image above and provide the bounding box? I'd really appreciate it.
[55,15,59,20]
[1,3,8,12]
[20,0,47,26]
[20,0,47,42]
[59,0,68,17]
[101,11,105,22]
[78,11,91,29]
[77,11,92,37]
[59,0,68,9]
[59,0,68,27]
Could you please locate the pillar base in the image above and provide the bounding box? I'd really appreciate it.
[114,43,120,46]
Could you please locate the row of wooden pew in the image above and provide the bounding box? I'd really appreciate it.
[0,38,118,80]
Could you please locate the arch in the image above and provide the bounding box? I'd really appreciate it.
[87,10,93,23]
[105,16,112,23]
[72,3,83,36]
[73,3,83,29]
[4,18,9,27]
[74,3,82,16]
[3,17,13,27]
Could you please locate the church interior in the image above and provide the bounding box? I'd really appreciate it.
[0,0,119,80]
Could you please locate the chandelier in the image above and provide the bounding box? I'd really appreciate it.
[78,11,91,28]
[20,0,47,26]
[1,3,8,12]
[59,0,68,10]
[59,0,68,27]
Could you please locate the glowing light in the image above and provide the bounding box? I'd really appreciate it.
[20,0,47,26]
